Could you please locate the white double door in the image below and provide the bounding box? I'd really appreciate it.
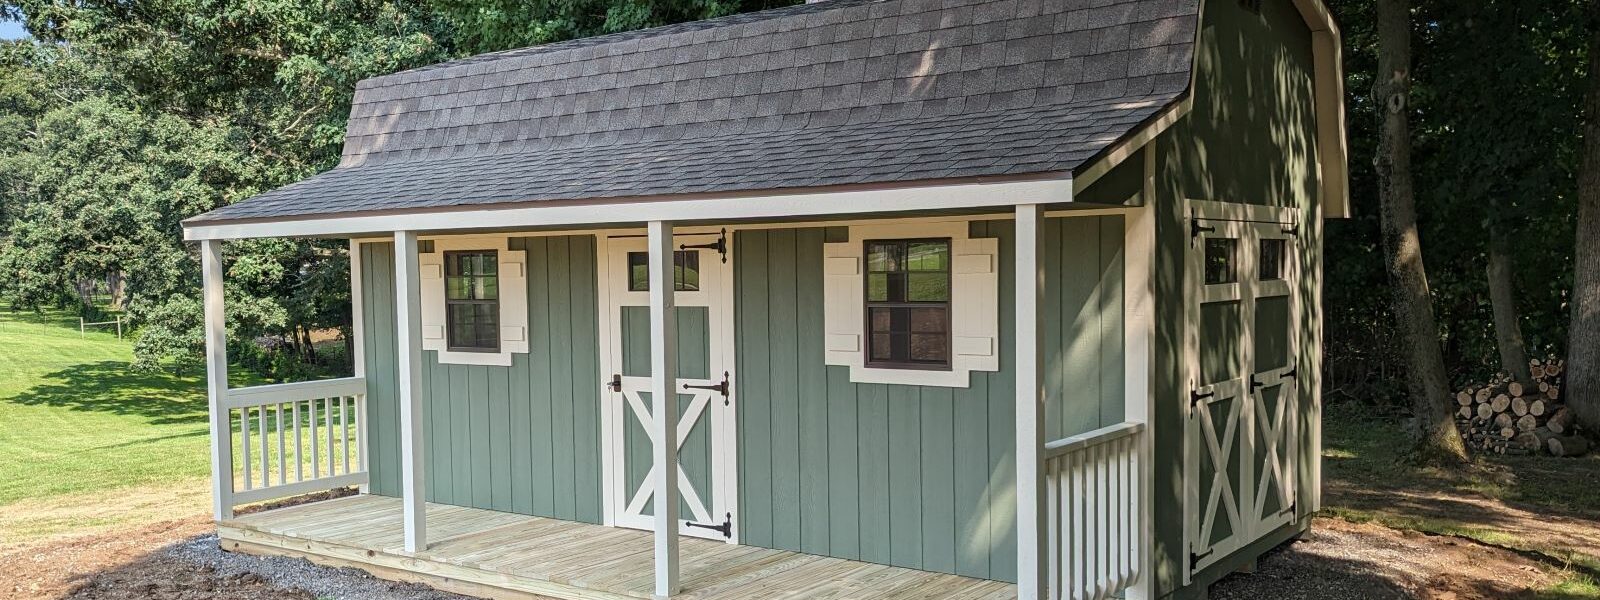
[598,231,739,542]
[1183,208,1300,579]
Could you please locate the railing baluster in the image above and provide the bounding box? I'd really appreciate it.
[340,396,350,474]
[356,394,368,478]
[240,407,253,491]
[325,397,336,475]
[309,398,319,479]
[293,400,303,483]
[259,405,270,489]
[276,403,286,486]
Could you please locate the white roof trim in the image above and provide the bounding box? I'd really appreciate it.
[182,178,1074,241]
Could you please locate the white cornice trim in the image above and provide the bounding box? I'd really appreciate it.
[183,178,1074,241]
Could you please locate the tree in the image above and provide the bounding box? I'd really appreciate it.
[1568,2,1600,431]
[1373,0,1469,462]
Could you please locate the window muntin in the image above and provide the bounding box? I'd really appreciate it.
[627,251,700,291]
[864,239,951,369]
[1204,238,1238,285]
[445,250,500,352]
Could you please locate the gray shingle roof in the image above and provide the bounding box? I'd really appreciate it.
[189,0,1198,224]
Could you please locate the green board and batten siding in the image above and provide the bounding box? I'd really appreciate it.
[360,236,605,525]
[732,218,1124,583]
[358,218,1126,584]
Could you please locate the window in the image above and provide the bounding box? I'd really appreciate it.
[627,251,699,291]
[445,250,499,352]
[1259,238,1286,281]
[864,239,951,369]
[1204,238,1238,285]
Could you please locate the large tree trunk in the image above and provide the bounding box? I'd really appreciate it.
[1487,227,1533,387]
[1568,3,1600,432]
[1375,0,1470,463]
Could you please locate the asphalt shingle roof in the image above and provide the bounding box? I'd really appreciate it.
[189,0,1199,224]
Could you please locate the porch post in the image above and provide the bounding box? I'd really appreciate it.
[201,239,234,521]
[394,230,427,552]
[647,220,681,597]
[1123,142,1158,600]
[1015,204,1048,599]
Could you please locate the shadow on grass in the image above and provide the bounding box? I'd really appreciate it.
[7,360,208,425]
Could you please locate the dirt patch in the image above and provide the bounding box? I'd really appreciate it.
[1,516,214,600]
[1212,518,1560,600]
[1327,480,1600,567]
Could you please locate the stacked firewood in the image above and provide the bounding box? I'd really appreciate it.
[1455,357,1589,457]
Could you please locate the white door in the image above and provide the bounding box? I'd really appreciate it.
[598,230,739,542]
[1183,206,1300,580]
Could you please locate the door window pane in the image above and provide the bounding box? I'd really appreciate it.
[628,251,700,291]
[1204,238,1238,285]
[1259,238,1286,281]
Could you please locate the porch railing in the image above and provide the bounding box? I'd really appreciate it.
[222,377,368,506]
[1043,421,1145,600]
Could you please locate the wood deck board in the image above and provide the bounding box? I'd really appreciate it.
[219,496,1015,600]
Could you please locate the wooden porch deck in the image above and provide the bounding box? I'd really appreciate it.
[219,495,1017,600]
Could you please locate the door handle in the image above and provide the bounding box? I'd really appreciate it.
[607,374,622,392]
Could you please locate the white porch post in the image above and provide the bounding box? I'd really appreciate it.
[394,231,427,552]
[1123,142,1158,600]
[648,220,681,598]
[350,239,369,494]
[202,239,234,521]
[1015,204,1048,600]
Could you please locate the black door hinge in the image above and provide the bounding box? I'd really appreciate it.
[686,512,733,539]
[683,371,730,405]
[679,228,728,263]
[1191,219,1215,240]
[1282,367,1298,379]
[1190,548,1213,571]
[1282,223,1300,236]
[1191,388,1215,408]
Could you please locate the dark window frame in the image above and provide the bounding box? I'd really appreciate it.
[862,238,953,371]
[444,249,501,353]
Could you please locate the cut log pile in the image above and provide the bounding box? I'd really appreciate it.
[1454,357,1589,457]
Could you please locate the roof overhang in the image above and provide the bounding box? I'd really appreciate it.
[181,175,1075,241]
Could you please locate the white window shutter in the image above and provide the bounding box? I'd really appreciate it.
[419,252,446,343]
[822,244,863,367]
[952,237,999,373]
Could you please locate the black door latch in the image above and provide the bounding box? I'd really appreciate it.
[686,513,733,538]
[606,374,622,392]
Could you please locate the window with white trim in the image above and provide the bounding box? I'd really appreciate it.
[823,221,998,388]
[444,250,500,352]
[419,236,529,367]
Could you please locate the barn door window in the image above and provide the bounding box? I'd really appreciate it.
[864,239,951,369]
[445,250,500,352]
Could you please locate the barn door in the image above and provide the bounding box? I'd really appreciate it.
[1183,204,1300,581]
[599,231,739,542]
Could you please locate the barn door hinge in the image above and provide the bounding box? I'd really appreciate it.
[686,512,733,538]
[1190,388,1215,408]
[683,371,730,405]
[679,228,728,263]
[1282,367,1298,379]
[1190,548,1213,571]
[1281,223,1300,236]
[1190,218,1215,241]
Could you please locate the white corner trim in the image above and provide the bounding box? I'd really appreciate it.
[822,219,1000,388]
[418,235,529,367]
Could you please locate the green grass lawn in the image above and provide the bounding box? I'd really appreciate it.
[0,309,230,542]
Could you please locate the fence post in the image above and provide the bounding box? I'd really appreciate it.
[80,317,85,338]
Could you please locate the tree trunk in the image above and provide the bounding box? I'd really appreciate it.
[1487,228,1533,387]
[1569,2,1600,432]
[1375,0,1469,463]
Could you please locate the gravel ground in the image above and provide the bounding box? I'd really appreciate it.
[163,534,472,600]
[1210,518,1554,600]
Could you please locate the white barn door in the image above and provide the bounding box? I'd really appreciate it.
[598,230,739,542]
[1183,203,1300,581]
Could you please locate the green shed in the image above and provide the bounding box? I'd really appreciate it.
[182,1,1349,599]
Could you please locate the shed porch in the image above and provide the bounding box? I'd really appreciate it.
[221,494,1017,600]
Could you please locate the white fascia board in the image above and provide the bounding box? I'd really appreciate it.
[182,178,1073,241]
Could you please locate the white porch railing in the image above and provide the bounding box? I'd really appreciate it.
[221,377,369,506]
[1043,421,1145,600]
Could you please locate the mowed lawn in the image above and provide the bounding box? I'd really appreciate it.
[0,310,218,543]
